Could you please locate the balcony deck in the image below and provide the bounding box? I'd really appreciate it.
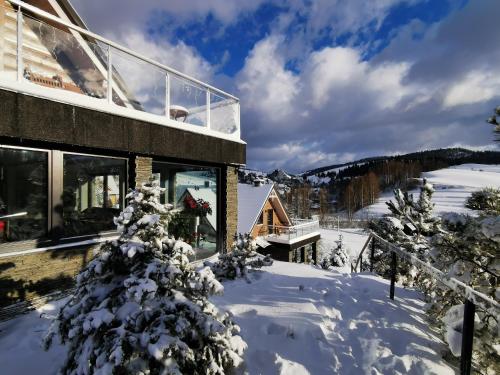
[265,219,321,245]
[0,0,242,144]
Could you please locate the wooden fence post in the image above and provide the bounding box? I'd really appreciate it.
[460,299,475,375]
[390,251,397,300]
[370,238,375,272]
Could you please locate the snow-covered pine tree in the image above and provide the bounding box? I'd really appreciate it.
[414,179,441,236]
[208,233,273,281]
[369,179,441,286]
[321,233,349,268]
[465,187,500,215]
[44,182,246,375]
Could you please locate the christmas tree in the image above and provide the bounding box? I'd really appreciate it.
[44,182,246,374]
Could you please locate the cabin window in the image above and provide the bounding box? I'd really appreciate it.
[257,212,263,225]
[62,154,126,237]
[152,162,219,255]
[0,147,48,243]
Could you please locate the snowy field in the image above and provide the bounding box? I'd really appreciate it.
[355,164,500,219]
[0,261,455,375]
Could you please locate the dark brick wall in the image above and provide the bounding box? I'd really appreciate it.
[0,89,246,165]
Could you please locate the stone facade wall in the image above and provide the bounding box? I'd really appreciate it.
[225,166,238,251]
[135,156,153,186]
[0,246,94,308]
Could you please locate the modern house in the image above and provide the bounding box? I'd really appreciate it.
[0,0,244,308]
[238,182,320,263]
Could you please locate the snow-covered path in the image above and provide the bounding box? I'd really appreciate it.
[0,262,454,375]
[213,262,454,375]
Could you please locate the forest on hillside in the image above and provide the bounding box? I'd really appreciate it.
[280,148,500,219]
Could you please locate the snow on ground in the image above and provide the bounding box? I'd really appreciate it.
[0,300,68,375]
[215,262,454,375]
[0,261,454,375]
[356,164,500,219]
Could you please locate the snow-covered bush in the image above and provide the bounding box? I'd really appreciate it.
[465,187,500,215]
[44,182,246,375]
[208,233,273,281]
[320,234,349,268]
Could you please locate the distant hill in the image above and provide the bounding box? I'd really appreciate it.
[242,148,500,186]
[301,148,500,180]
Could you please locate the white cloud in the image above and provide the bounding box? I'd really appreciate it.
[71,0,267,34]
[237,36,300,123]
[304,47,412,110]
[248,142,356,172]
[109,30,214,83]
[443,70,500,108]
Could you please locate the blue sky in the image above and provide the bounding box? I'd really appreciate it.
[146,0,462,76]
[73,0,499,172]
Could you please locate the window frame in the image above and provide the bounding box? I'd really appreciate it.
[57,151,129,240]
[0,145,128,252]
[0,144,52,239]
[151,160,222,252]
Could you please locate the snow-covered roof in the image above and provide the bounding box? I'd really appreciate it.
[237,183,274,234]
[183,188,217,230]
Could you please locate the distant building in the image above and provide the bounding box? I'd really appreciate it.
[238,183,320,264]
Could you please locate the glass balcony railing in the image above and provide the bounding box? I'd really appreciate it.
[0,0,240,139]
[265,220,320,243]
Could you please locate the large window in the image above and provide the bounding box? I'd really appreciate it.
[0,147,48,243]
[63,154,126,237]
[152,162,219,255]
[0,147,127,248]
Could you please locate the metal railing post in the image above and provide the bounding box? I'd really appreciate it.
[107,46,112,103]
[165,72,170,119]
[460,299,475,375]
[206,88,211,129]
[390,251,397,300]
[370,238,375,272]
[16,5,23,81]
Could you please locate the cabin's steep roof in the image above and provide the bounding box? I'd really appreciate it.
[237,183,274,234]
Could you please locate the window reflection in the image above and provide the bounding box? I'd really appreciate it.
[0,148,48,242]
[63,154,126,237]
[152,162,218,254]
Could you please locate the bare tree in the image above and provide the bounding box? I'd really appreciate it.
[319,187,329,224]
